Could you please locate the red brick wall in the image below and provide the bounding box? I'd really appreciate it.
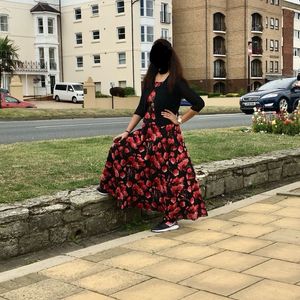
[282,9,294,76]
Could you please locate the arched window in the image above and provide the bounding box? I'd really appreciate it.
[251,59,262,77]
[214,60,226,78]
[252,36,262,55]
[213,13,226,31]
[252,13,263,31]
[213,82,226,94]
[213,36,226,55]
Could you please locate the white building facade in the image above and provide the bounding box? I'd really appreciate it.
[0,0,172,97]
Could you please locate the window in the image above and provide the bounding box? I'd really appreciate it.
[265,60,268,72]
[251,59,262,77]
[75,32,83,44]
[214,60,226,78]
[40,75,46,87]
[161,28,169,39]
[270,17,274,29]
[95,82,101,92]
[0,15,8,32]
[274,40,279,51]
[274,0,279,5]
[76,56,83,68]
[48,18,54,34]
[294,48,300,56]
[119,81,126,88]
[92,30,100,40]
[93,54,101,64]
[140,0,153,17]
[275,18,279,30]
[117,27,125,40]
[74,8,82,20]
[213,12,226,31]
[49,48,56,70]
[274,61,279,73]
[161,3,170,23]
[270,61,274,72]
[141,25,154,42]
[141,51,150,69]
[91,4,99,15]
[266,38,268,50]
[39,47,45,68]
[118,52,126,65]
[116,0,125,13]
[265,16,268,29]
[38,17,43,34]
[270,39,274,51]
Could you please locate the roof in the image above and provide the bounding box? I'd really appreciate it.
[30,2,60,14]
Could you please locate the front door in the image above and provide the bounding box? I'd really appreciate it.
[50,76,56,94]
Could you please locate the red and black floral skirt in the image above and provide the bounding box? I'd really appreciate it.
[99,88,207,221]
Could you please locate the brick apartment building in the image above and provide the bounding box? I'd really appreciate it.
[173,0,282,94]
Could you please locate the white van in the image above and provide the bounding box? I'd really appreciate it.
[53,82,84,103]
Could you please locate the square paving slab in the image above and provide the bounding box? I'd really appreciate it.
[112,278,196,300]
[62,291,115,300]
[180,268,260,296]
[231,279,300,300]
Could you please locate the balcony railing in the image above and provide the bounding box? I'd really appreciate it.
[214,70,226,78]
[251,70,263,77]
[160,12,171,24]
[213,48,226,55]
[251,24,263,32]
[252,47,263,55]
[213,23,226,32]
[15,61,48,73]
[50,61,57,70]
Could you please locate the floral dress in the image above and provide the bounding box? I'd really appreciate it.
[99,82,207,221]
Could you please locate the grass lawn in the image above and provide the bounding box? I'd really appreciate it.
[0,106,241,120]
[1,127,299,204]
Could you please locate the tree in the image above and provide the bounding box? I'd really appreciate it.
[0,36,19,108]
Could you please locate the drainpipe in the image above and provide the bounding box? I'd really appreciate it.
[58,0,64,81]
[205,0,208,91]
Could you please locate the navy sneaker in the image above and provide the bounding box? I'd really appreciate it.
[151,220,179,233]
[96,185,108,196]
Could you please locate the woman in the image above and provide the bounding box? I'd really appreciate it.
[98,39,207,233]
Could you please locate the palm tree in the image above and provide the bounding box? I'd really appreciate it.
[0,36,19,108]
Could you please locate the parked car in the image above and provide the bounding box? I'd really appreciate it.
[0,88,9,95]
[0,93,37,109]
[53,82,84,103]
[240,77,300,114]
[180,99,192,106]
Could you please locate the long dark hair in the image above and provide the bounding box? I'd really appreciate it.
[143,39,184,92]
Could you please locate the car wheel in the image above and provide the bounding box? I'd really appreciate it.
[241,110,254,115]
[72,97,77,103]
[55,95,60,102]
[277,98,288,112]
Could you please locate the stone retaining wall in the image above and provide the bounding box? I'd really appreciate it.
[1,148,299,259]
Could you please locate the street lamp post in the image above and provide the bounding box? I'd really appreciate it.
[131,0,139,94]
[247,41,252,92]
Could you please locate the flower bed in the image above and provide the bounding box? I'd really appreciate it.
[252,104,300,136]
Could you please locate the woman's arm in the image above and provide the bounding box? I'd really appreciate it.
[161,108,197,125]
[113,114,142,141]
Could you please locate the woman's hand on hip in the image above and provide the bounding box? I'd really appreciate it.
[113,131,129,142]
[161,109,179,125]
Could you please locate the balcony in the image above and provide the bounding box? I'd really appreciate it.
[252,47,263,56]
[15,61,48,73]
[213,23,226,33]
[213,48,226,57]
[251,24,263,33]
[160,12,171,24]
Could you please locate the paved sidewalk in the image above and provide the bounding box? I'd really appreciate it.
[0,182,299,300]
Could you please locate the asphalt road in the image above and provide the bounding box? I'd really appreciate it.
[0,113,252,144]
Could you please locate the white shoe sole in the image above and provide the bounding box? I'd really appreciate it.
[151,224,179,233]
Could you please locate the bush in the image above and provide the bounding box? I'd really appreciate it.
[252,105,300,136]
[123,87,135,96]
[189,84,208,96]
[208,92,221,98]
[225,93,239,97]
[110,87,125,97]
[95,91,110,98]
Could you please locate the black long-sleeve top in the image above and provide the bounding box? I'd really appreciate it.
[134,78,205,126]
